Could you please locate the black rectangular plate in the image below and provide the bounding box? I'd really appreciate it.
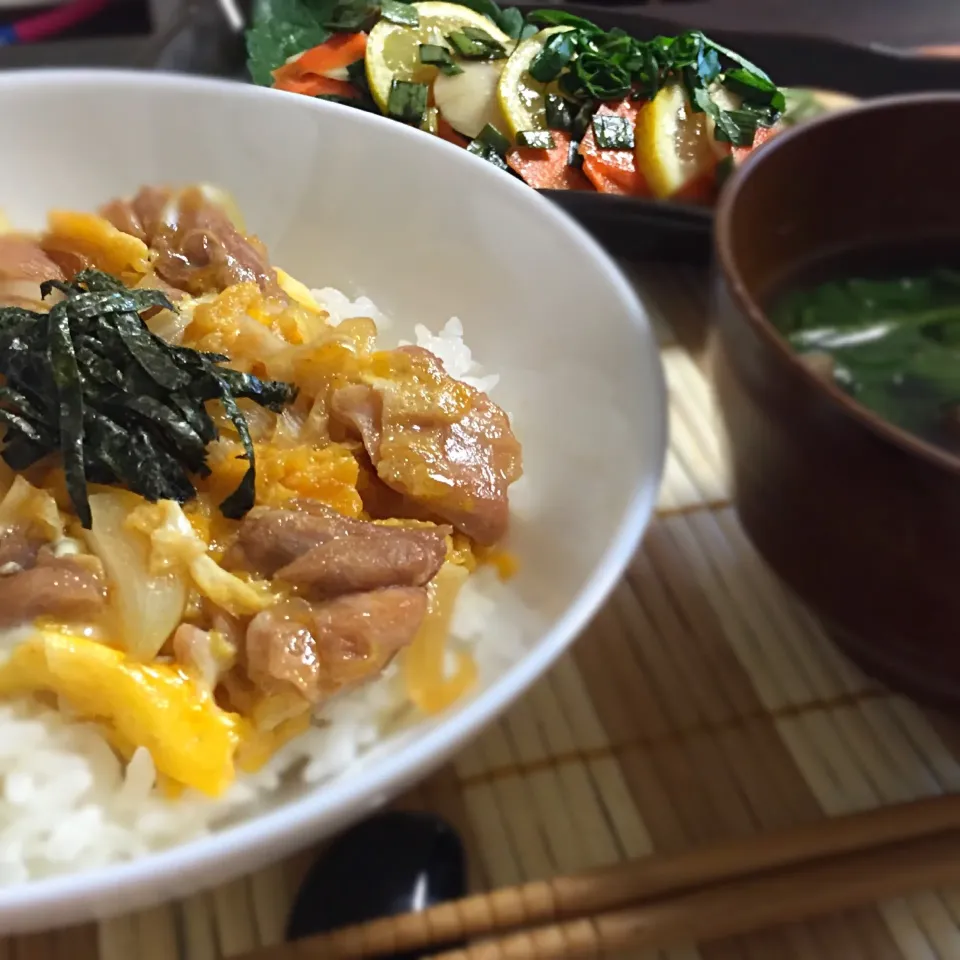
[157,1,960,263]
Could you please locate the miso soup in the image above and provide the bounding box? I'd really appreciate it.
[768,239,960,453]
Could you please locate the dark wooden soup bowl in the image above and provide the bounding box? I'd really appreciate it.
[713,93,960,708]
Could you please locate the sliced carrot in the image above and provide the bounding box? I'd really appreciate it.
[506,131,591,191]
[296,32,367,74]
[578,99,650,196]
[271,33,367,87]
[273,73,357,98]
[578,164,626,194]
[437,116,469,149]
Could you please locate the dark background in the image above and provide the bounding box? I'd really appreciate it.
[0,0,957,72]
[619,0,960,48]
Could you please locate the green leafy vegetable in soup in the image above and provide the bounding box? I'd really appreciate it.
[770,263,960,451]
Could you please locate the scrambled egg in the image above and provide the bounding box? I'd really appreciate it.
[43,211,152,281]
[184,281,327,356]
[275,268,323,312]
[0,631,242,796]
[200,442,363,519]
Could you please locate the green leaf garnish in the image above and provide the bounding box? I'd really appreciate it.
[387,79,429,123]
[447,27,507,60]
[517,130,556,150]
[0,270,296,526]
[324,0,379,30]
[477,123,511,155]
[592,114,634,150]
[466,138,510,171]
[419,43,463,75]
[245,0,332,86]
[528,30,576,83]
[381,0,419,25]
[451,0,529,39]
[524,13,783,145]
[545,93,572,132]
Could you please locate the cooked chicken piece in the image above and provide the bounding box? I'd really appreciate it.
[172,621,238,690]
[245,587,427,703]
[0,235,65,307]
[0,525,43,575]
[100,187,166,244]
[228,500,448,595]
[101,185,283,298]
[331,346,522,545]
[0,235,65,284]
[0,551,106,629]
[276,531,447,596]
[226,501,347,576]
[173,624,218,688]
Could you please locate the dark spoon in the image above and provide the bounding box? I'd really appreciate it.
[287,811,467,959]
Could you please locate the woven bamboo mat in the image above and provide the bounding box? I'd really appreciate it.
[9,263,960,959]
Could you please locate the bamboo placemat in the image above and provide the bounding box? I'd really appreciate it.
[9,263,960,959]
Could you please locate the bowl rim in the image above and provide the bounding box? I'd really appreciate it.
[714,90,960,478]
[0,67,667,922]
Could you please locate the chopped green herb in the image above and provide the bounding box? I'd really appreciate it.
[592,114,634,149]
[529,30,577,83]
[722,67,785,111]
[477,122,511,156]
[545,93,572,132]
[447,27,507,59]
[467,138,510,171]
[421,106,440,134]
[387,79,429,123]
[244,0,330,86]
[570,100,595,140]
[0,270,296,526]
[525,12,783,145]
[380,0,419,24]
[517,130,556,150]
[693,87,767,146]
[419,43,463,75]
[449,0,532,39]
[324,0,379,30]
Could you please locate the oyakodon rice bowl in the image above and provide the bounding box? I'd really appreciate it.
[0,185,534,884]
[0,72,666,929]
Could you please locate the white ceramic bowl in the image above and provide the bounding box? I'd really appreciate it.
[0,69,666,932]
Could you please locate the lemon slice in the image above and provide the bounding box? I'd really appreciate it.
[365,1,513,113]
[497,26,572,138]
[634,81,716,199]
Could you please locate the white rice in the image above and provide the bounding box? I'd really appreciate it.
[0,289,531,884]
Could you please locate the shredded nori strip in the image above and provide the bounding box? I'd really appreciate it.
[47,299,89,526]
[0,269,297,526]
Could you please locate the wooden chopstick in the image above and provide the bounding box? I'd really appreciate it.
[428,829,960,960]
[243,792,960,960]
